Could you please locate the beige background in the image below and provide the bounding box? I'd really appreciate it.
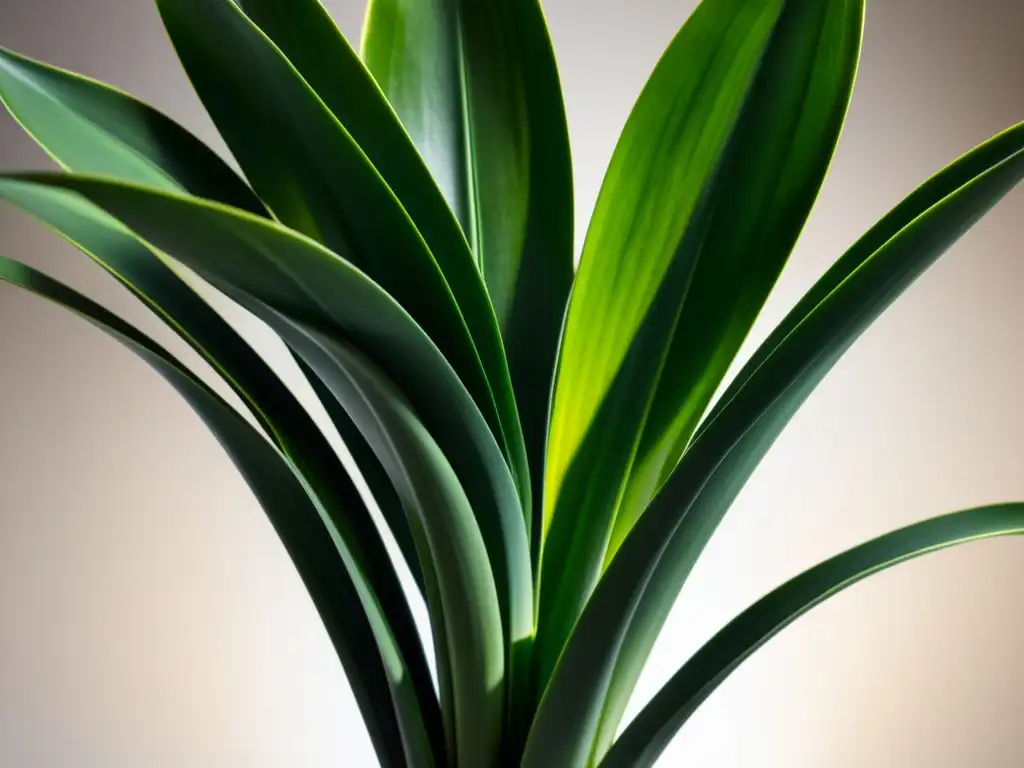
[1,0,1023,765]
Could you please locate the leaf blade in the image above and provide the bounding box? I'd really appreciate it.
[595,122,1024,756]
[362,0,574,540]
[528,124,1024,767]
[609,0,864,556]
[231,0,531,521]
[0,255,430,767]
[601,503,1024,767]
[536,0,791,694]
[0,45,265,214]
[274,317,507,768]
[3,172,534,722]
[155,0,528,496]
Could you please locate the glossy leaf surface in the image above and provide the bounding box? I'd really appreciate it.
[603,504,1024,767]
[0,255,432,767]
[363,0,574,536]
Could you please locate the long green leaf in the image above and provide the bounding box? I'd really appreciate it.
[536,0,789,693]
[0,45,265,215]
[601,503,1024,767]
[298,357,425,595]
[270,316,506,768]
[525,126,1024,767]
[2,172,534,704]
[362,0,574,539]
[0,256,432,768]
[593,121,1024,757]
[155,0,529,505]
[0,178,440,751]
[609,0,864,557]
[229,0,531,529]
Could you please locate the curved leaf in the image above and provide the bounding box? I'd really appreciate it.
[272,317,506,768]
[155,0,529,503]
[298,357,426,596]
[2,172,534,701]
[536,0,789,693]
[229,1,530,532]
[0,45,265,215]
[0,179,440,753]
[526,125,1024,767]
[602,503,1024,767]
[0,256,433,768]
[255,306,534,750]
[362,0,574,538]
[595,121,1024,757]
[609,0,864,557]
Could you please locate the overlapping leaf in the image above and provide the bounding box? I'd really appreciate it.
[266,316,505,768]
[591,120,1024,757]
[0,256,433,767]
[0,45,265,214]
[526,122,1024,766]
[230,0,532,532]
[608,0,863,557]
[363,0,574,539]
[537,0,862,693]
[0,172,533,711]
[0,175,436,692]
[156,0,529,506]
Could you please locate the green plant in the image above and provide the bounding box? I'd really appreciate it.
[0,0,1021,764]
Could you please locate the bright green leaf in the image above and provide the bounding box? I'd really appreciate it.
[609,0,864,558]
[537,0,789,694]
[593,121,1024,757]
[527,123,1024,768]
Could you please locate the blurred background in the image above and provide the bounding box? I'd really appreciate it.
[1,1,1022,765]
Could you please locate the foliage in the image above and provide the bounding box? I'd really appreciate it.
[1,0,1022,765]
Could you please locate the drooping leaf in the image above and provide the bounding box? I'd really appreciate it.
[537,0,792,692]
[601,503,1024,767]
[0,179,439,748]
[0,45,265,214]
[269,316,506,768]
[526,125,1024,767]
[0,255,435,768]
[1,173,533,703]
[298,357,425,595]
[609,0,864,557]
[155,0,529,505]
[592,121,1024,757]
[362,0,574,540]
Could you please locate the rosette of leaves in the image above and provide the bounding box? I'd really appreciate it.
[1,1,1022,766]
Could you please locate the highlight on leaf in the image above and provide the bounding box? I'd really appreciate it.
[0,0,1020,765]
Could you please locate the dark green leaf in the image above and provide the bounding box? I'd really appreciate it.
[0,178,441,759]
[0,45,265,215]
[602,503,1024,767]
[271,316,506,768]
[298,356,426,595]
[155,0,529,504]
[0,255,432,768]
[362,0,574,542]
[2,172,533,710]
